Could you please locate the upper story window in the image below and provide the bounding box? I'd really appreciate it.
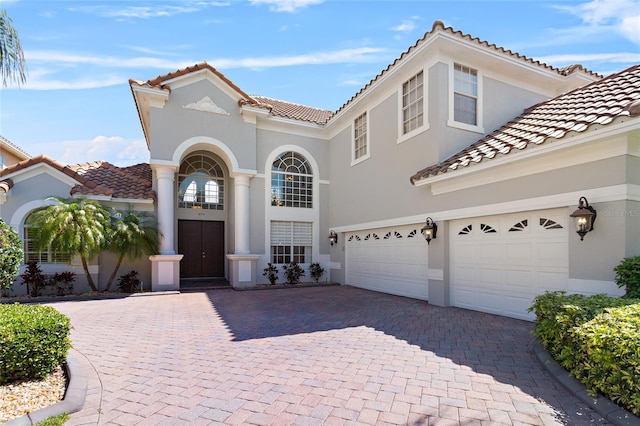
[177,154,224,210]
[352,112,369,164]
[271,151,313,208]
[402,71,424,135]
[24,212,71,264]
[454,63,478,126]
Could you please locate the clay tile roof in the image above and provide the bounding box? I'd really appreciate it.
[410,64,640,184]
[246,96,333,124]
[68,161,154,200]
[0,155,154,201]
[0,134,31,159]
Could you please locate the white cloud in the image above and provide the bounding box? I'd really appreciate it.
[59,136,149,166]
[537,52,640,64]
[391,20,416,33]
[553,0,640,45]
[69,2,230,20]
[249,0,324,13]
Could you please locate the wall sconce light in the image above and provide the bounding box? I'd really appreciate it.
[421,217,438,245]
[329,230,338,246]
[569,197,596,241]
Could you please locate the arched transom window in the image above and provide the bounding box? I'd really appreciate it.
[177,154,224,210]
[271,151,313,208]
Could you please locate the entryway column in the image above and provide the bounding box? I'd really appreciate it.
[149,163,182,291]
[227,173,259,288]
[234,174,251,254]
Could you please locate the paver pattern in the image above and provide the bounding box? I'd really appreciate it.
[47,286,610,425]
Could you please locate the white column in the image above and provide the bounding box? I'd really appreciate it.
[234,174,251,254]
[154,165,177,255]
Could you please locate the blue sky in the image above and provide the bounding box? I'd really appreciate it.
[1,0,639,166]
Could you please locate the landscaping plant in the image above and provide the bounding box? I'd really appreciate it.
[614,255,640,298]
[118,270,141,293]
[0,218,23,294]
[263,263,279,285]
[309,262,325,283]
[49,271,76,296]
[529,291,640,415]
[0,303,71,384]
[20,261,47,297]
[282,262,305,285]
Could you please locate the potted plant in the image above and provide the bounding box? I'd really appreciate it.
[263,263,279,285]
[309,263,325,283]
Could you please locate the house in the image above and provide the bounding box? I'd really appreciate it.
[2,21,638,320]
[0,155,155,292]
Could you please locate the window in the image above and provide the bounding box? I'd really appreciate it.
[270,221,312,264]
[402,71,424,135]
[177,154,224,210]
[454,63,478,126]
[23,213,70,264]
[271,151,313,208]
[353,112,368,162]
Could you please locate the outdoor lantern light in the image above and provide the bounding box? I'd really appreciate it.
[329,230,338,246]
[569,197,596,241]
[421,217,438,245]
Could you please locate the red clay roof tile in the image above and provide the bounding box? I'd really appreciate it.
[410,64,640,184]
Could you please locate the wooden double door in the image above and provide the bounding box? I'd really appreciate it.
[178,220,225,279]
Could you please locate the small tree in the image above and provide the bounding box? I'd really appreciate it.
[104,207,160,291]
[0,218,22,294]
[614,255,640,299]
[309,263,325,283]
[282,262,305,285]
[29,197,110,292]
[20,261,46,297]
[0,9,27,87]
[263,263,279,285]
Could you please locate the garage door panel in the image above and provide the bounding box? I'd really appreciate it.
[451,209,568,321]
[346,225,428,300]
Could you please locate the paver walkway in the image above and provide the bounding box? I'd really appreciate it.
[48,286,610,425]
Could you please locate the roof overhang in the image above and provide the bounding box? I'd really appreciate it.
[129,81,170,149]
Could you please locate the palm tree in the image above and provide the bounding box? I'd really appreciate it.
[104,207,160,291]
[0,9,26,87]
[30,197,110,292]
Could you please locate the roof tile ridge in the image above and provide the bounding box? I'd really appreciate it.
[252,95,333,112]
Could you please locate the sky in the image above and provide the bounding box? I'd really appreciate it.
[1,0,639,167]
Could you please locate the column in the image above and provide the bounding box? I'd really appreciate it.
[155,165,176,255]
[234,174,251,254]
[149,164,182,291]
[226,173,259,288]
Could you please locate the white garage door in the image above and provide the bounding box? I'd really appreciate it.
[346,224,428,300]
[451,209,568,320]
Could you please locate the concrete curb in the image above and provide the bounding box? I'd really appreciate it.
[2,349,89,426]
[533,341,640,426]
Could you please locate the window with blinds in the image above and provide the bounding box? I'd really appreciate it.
[454,63,478,126]
[402,71,424,135]
[270,221,312,264]
[24,213,71,264]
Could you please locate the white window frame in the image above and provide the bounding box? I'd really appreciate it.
[270,221,312,264]
[398,68,429,143]
[23,213,71,265]
[447,61,484,134]
[351,111,370,166]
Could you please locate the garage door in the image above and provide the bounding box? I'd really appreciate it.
[346,224,428,300]
[451,209,568,320]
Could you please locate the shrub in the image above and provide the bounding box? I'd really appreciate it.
[614,255,640,298]
[0,218,23,292]
[20,261,47,297]
[282,262,305,285]
[0,303,71,384]
[571,304,640,415]
[117,270,141,293]
[49,271,76,296]
[309,263,325,283]
[263,263,278,285]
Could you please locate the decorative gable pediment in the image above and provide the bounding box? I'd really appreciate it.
[182,96,230,115]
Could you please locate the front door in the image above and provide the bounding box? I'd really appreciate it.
[178,220,225,279]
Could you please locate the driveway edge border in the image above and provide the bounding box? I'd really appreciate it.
[2,349,88,426]
[533,341,640,426]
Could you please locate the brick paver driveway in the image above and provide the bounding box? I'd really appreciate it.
[49,286,609,425]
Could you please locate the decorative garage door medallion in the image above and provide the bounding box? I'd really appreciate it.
[346,224,428,300]
[450,209,568,320]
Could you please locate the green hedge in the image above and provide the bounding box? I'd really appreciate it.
[529,291,640,416]
[0,303,71,384]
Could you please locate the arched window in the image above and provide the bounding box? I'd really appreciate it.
[23,212,70,264]
[271,151,313,208]
[177,154,224,210]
